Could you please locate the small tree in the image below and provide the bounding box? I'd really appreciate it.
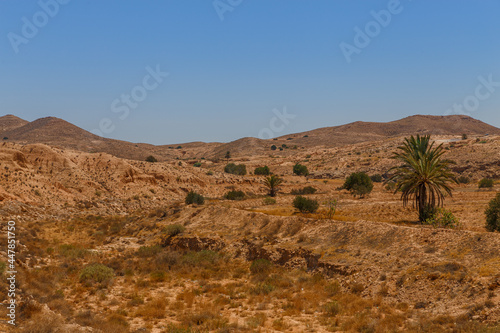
[343,172,373,198]
[293,196,319,213]
[462,134,468,140]
[485,193,500,232]
[185,191,204,205]
[254,166,270,175]
[264,175,283,197]
[145,155,158,163]
[271,145,277,151]
[293,163,309,176]
[225,151,231,162]
[370,174,383,183]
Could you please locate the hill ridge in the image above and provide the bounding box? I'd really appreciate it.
[1,113,499,160]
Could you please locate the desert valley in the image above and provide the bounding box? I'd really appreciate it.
[0,114,499,332]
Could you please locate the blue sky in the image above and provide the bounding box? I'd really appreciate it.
[1,0,499,144]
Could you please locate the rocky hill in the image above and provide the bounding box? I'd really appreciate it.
[1,114,499,161]
[274,115,500,148]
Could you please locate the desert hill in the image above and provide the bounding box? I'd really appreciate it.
[0,141,259,216]
[204,114,500,159]
[2,116,100,147]
[0,114,29,133]
[0,116,183,161]
[1,114,499,161]
[274,115,500,148]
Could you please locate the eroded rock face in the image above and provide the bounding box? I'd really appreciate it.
[161,235,354,276]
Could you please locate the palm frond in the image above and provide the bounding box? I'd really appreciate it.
[386,135,457,221]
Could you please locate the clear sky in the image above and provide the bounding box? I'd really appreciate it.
[1,1,499,144]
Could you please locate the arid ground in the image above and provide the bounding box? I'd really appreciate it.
[0,115,500,332]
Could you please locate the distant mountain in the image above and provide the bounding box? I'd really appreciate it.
[0,114,29,134]
[1,114,499,160]
[2,117,99,146]
[273,115,500,147]
[0,116,179,161]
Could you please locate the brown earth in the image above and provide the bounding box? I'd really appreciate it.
[0,114,499,332]
[2,114,499,161]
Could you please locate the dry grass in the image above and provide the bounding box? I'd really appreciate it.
[135,297,168,319]
[10,200,500,333]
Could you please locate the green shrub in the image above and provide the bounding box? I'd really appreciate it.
[224,190,246,200]
[293,196,319,213]
[343,172,373,197]
[271,145,277,151]
[424,208,460,229]
[79,264,114,285]
[250,259,272,275]
[263,197,276,205]
[145,155,158,163]
[193,162,202,167]
[254,166,270,175]
[185,191,205,205]
[291,186,317,195]
[163,224,185,237]
[457,176,470,184]
[293,163,309,176]
[370,174,383,183]
[420,204,437,223]
[224,163,247,176]
[485,193,500,232]
[479,178,494,189]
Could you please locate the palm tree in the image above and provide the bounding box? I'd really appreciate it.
[386,135,457,222]
[264,175,283,197]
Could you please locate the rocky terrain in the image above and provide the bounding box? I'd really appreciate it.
[0,114,499,332]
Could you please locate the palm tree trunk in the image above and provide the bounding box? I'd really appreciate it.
[418,186,427,222]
